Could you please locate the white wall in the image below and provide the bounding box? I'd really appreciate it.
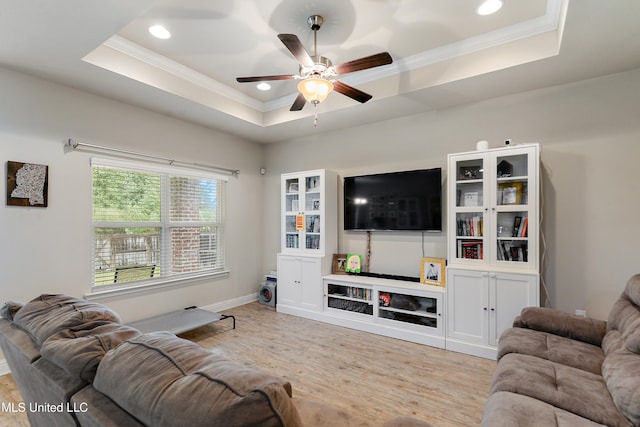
[264,68,640,320]
[2,64,638,325]
[0,67,265,322]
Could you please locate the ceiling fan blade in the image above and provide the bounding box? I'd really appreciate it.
[333,80,373,103]
[278,34,315,67]
[334,52,393,75]
[290,93,306,111]
[236,75,296,83]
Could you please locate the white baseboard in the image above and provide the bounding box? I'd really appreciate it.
[201,292,258,313]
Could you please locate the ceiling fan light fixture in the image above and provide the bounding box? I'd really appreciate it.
[477,0,503,15]
[297,77,333,104]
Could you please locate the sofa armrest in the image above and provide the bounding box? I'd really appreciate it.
[516,307,607,346]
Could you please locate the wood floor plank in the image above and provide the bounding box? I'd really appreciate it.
[0,302,495,426]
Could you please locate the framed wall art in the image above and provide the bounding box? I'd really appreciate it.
[6,161,48,207]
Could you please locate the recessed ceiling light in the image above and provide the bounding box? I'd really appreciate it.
[256,82,271,91]
[477,0,504,15]
[149,25,171,40]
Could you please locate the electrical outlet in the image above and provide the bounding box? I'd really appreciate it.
[575,309,586,317]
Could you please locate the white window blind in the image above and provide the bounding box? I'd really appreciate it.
[91,158,226,289]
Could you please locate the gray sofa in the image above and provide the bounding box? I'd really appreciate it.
[0,294,431,427]
[482,274,640,426]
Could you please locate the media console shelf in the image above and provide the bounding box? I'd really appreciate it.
[322,274,445,348]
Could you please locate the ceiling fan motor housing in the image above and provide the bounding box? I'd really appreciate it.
[307,15,323,31]
[300,55,335,78]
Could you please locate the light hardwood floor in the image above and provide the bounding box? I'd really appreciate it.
[0,302,495,426]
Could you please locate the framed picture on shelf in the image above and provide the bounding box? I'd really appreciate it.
[345,253,362,274]
[420,257,446,287]
[463,191,479,207]
[499,182,523,205]
[287,181,299,192]
[332,254,348,275]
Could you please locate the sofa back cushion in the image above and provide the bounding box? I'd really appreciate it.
[12,294,121,345]
[40,323,141,382]
[1,301,24,321]
[93,332,303,427]
[607,274,640,353]
[602,331,640,425]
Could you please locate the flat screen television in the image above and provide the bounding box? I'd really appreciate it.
[343,168,442,231]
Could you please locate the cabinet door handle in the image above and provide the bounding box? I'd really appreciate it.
[483,307,488,311]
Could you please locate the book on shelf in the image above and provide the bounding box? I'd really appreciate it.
[457,240,483,260]
[520,217,528,237]
[346,287,371,301]
[512,216,522,237]
[509,215,528,238]
[497,241,528,262]
[457,216,483,237]
[286,234,299,249]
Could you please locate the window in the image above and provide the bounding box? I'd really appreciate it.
[91,158,226,290]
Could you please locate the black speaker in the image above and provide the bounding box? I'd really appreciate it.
[258,282,276,307]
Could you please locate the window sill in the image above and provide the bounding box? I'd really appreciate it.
[84,270,230,302]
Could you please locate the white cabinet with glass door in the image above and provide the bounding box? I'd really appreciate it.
[448,144,539,269]
[281,170,337,256]
[278,169,337,317]
[446,144,540,359]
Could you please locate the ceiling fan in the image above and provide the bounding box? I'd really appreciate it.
[236,15,393,111]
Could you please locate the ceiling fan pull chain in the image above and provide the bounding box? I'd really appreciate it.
[314,111,318,127]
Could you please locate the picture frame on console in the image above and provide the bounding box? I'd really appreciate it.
[332,254,348,274]
[345,254,362,274]
[420,257,446,287]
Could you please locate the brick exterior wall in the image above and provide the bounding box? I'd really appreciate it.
[170,177,201,273]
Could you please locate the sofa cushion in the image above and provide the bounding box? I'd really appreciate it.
[481,391,608,427]
[602,330,640,426]
[498,327,604,374]
[40,323,141,382]
[623,274,640,306]
[608,275,640,353]
[516,307,607,346]
[490,353,631,427]
[621,317,640,353]
[71,385,145,427]
[0,319,41,364]
[93,332,303,427]
[1,301,24,321]
[12,294,121,345]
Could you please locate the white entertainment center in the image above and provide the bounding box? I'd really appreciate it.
[276,144,540,359]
